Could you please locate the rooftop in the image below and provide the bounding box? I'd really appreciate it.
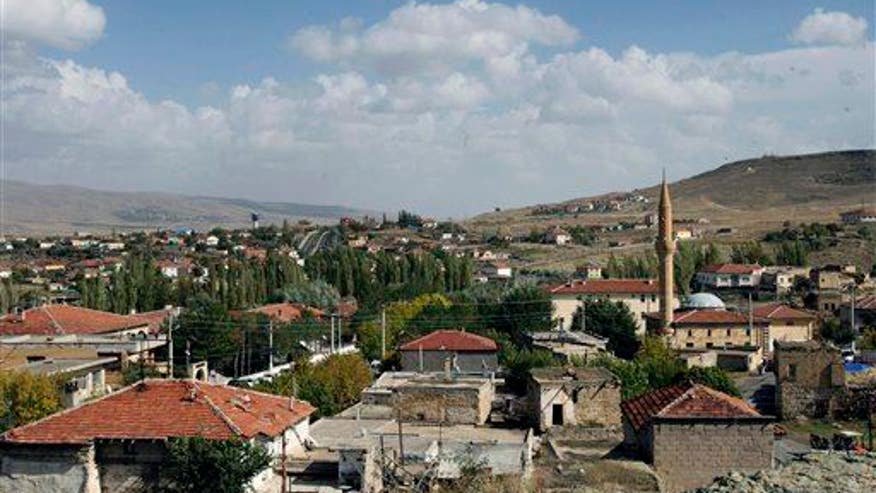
[1,379,315,445]
[699,263,763,275]
[530,366,618,384]
[621,382,765,432]
[0,305,151,337]
[399,330,498,352]
[16,357,117,376]
[549,278,663,295]
[752,303,816,320]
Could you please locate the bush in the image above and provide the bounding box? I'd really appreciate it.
[0,372,62,432]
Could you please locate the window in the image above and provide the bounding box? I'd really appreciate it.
[688,330,693,337]
[746,329,751,337]
[685,342,694,348]
[726,329,731,336]
[640,295,646,302]
[706,342,714,348]
[651,294,657,302]
[707,329,712,337]
[788,364,797,380]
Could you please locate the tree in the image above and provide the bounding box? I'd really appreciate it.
[0,372,62,432]
[161,437,271,493]
[277,280,341,310]
[501,346,555,394]
[859,328,876,350]
[819,318,855,346]
[262,353,372,417]
[774,240,809,266]
[682,366,740,397]
[730,241,772,265]
[571,299,639,359]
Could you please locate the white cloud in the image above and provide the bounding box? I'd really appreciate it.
[3,0,106,50]
[790,8,869,46]
[288,0,578,76]
[2,2,874,216]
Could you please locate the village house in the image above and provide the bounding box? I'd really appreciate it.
[550,279,677,335]
[695,263,764,289]
[241,302,324,323]
[0,305,154,338]
[646,293,768,372]
[528,367,621,432]
[774,340,845,420]
[527,330,607,363]
[7,356,116,408]
[621,382,773,493]
[482,260,512,279]
[0,380,315,493]
[575,262,602,279]
[399,330,499,373]
[752,303,817,352]
[760,266,810,293]
[840,294,876,332]
[544,226,571,246]
[840,207,876,224]
[809,264,856,291]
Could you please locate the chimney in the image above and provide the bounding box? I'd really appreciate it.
[288,396,296,411]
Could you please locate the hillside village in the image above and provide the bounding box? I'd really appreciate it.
[0,174,874,493]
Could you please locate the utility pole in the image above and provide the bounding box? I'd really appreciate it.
[268,320,274,372]
[381,308,387,360]
[337,314,342,351]
[185,340,191,374]
[330,315,335,354]
[167,312,174,379]
[397,406,405,466]
[580,297,586,333]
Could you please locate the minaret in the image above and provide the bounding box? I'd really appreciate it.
[656,170,675,335]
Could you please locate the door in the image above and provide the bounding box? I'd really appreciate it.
[552,403,564,426]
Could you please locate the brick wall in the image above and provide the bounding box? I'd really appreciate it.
[651,421,772,493]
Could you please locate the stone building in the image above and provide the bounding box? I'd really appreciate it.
[361,371,494,425]
[399,330,498,373]
[550,278,678,335]
[621,382,773,493]
[0,380,315,493]
[774,340,845,420]
[752,303,817,352]
[528,367,621,432]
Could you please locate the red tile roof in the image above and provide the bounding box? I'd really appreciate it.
[549,279,662,295]
[852,295,876,311]
[0,305,151,336]
[1,380,315,445]
[621,382,762,432]
[699,263,763,275]
[242,303,324,323]
[399,330,498,352]
[645,309,769,326]
[752,303,815,321]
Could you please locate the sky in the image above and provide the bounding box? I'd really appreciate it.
[2,0,874,217]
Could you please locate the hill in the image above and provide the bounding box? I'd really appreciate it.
[0,181,370,235]
[468,150,875,237]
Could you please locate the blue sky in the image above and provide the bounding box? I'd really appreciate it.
[4,0,875,216]
[48,0,874,106]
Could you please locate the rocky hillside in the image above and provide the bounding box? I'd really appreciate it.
[0,180,370,235]
[694,453,876,493]
[468,150,876,238]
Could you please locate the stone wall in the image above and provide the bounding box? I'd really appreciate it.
[531,379,621,431]
[0,443,100,493]
[395,380,493,425]
[400,350,497,373]
[774,342,844,420]
[651,421,772,493]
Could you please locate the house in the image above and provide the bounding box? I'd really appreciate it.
[527,330,607,363]
[0,305,153,338]
[840,295,876,332]
[809,264,856,291]
[760,266,810,293]
[575,262,602,279]
[242,302,324,323]
[673,228,693,241]
[528,367,621,432]
[840,207,876,224]
[753,303,817,352]
[550,279,677,335]
[399,330,498,373]
[647,293,767,348]
[774,340,845,420]
[9,356,116,408]
[156,258,192,279]
[695,263,764,289]
[482,261,512,279]
[544,226,571,246]
[621,382,773,493]
[0,380,315,493]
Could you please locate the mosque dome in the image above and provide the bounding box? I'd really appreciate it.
[683,292,726,310]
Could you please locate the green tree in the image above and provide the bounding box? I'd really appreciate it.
[819,318,855,346]
[161,437,271,493]
[571,299,639,359]
[682,366,740,397]
[0,372,62,432]
[262,353,372,417]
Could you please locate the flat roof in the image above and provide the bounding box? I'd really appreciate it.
[17,357,117,376]
[531,366,617,384]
